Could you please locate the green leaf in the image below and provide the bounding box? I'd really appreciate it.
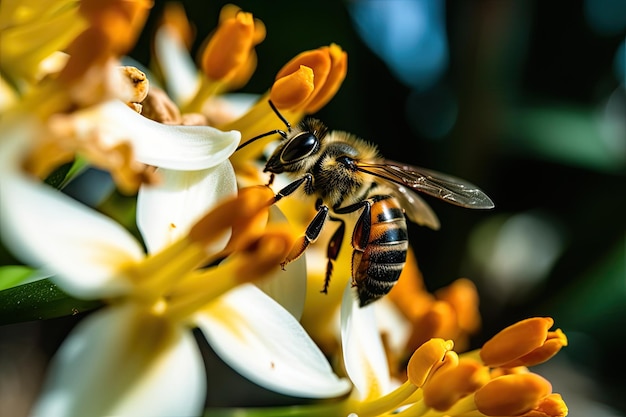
[0,265,34,291]
[44,157,90,189]
[0,278,102,324]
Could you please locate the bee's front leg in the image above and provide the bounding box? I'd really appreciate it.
[281,201,329,269]
[272,173,313,204]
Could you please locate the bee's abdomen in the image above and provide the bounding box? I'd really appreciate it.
[352,197,408,307]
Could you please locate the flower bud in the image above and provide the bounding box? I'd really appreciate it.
[480,317,567,368]
[270,66,315,109]
[406,338,454,387]
[200,6,265,83]
[272,44,347,113]
[474,373,552,416]
[423,359,489,411]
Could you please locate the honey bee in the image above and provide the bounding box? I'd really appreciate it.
[239,101,494,307]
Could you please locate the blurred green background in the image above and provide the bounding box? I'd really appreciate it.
[131,1,625,415]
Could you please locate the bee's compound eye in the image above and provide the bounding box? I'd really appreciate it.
[280,132,318,163]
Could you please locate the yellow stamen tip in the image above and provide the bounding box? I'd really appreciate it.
[189,186,274,248]
[161,2,194,48]
[235,227,295,282]
[119,65,149,103]
[480,317,564,368]
[474,373,553,416]
[304,44,348,114]
[406,338,454,387]
[200,6,264,82]
[532,393,569,417]
[423,359,489,411]
[270,65,315,110]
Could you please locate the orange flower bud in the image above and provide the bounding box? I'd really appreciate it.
[474,373,552,416]
[79,0,152,53]
[270,66,315,109]
[388,247,434,319]
[304,44,348,113]
[405,301,457,351]
[272,44,347,113]
[480,317,567,368]
[60,0,152,87]
[406,338,454,387]
[200,6,265,82]
[160,2,195,49]
[234,227,295,281]
[189,185,274,248]
[436,278,481,334]
[424,359,490,411]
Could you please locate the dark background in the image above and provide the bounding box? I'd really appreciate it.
[132,1,625,415]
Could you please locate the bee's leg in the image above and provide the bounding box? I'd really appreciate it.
[334,200,372,250]
[322,216,345,294]
[334,200,373,287]
[272,174,313,204]
[281,199,329,269]
[266,173,275,187]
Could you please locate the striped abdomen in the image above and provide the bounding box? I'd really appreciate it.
[351,195,408,307]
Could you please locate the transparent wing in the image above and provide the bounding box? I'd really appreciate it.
[387,182,440,230]
[356,160,495,209]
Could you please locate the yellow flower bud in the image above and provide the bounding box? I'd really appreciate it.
[406,338,454,387]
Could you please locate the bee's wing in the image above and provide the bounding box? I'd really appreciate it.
[356,160,495,209]
[389,183,441,230]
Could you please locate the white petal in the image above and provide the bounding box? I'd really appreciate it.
[340,282,390,400]
[31,304,206,417]
[68,100,240,170]
[0,131,143,299]
[255,206,307,319]
[154,26,201,106]
[137,162,237,254]
[195,284,351,398]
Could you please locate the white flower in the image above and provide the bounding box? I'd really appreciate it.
[0,118,350,417]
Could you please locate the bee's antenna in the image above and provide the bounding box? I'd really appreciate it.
[235,100,291,152]
[268,100,291,131]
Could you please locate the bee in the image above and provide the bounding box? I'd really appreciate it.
[239,101,494,307]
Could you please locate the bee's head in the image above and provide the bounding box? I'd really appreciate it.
[264,118,328,174]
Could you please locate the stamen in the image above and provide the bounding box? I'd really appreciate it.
[480,317,561,368]
[165,228,294,322]
[495,329,568,368]
[188,185,274,248]
[406,339,454,388]
[474,373,553,416]
[160,2,194,49]
[200,10,261,81]
[531,393,569,417]
[270,65,315,109]
[303,44,348,113]
[118,65,149,104]
[356,380,419,417]
[129,237,207,300]
[423,359,489,411]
